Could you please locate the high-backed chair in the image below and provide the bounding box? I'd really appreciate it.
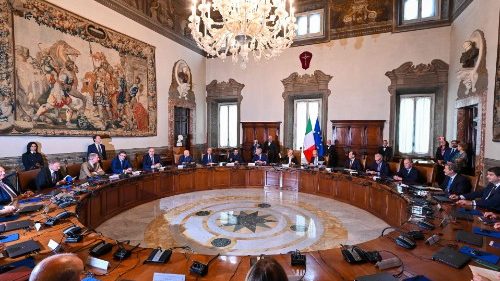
[101,159,112,173]
[64,163,82,179]
[463,171,482,192]
[135,153,144,170]
[293,150,302,165]
[17,168,40,192]
[388,160,401,175]
[174,154,181,165]
[414,164,436,186]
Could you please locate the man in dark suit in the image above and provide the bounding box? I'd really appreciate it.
[202,147,218,165]
[444,140,459,163]
[178,149,194,164]
[309,150,325,166]
[36,160,66,191]
[281,149,298,165]
[452,167,500,212]
[344,151,362,171]
[262,136,279,164]
[143,147,161,171]
[393,158,420,184]
[252,139,261,156]
[228,149,244,163]
[0,166,34,215]
[87,135,107,160]
[252,148,268,165]
[22,142,44,171]
[378,140,393,162]
[366,153,390,178]
[441,163,471,195]
[111,151,132,174]
[325,140,338,167]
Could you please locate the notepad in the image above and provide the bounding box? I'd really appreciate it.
[153,273,185,281]
[473,227,500,238]
[459,246,500,264]
[457,208,483,216]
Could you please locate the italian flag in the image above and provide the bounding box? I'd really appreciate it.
[303,117,315,162]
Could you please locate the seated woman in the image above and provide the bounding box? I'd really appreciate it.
[22,142,44,171]
[0,165,33,215]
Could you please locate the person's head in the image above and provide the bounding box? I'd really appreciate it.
[312,150,318,157]
[403,158,413,169]
[48,160,61,171]
[245,258,288,281]
[88,153,99,164]
[29,253,84,281]
[383,140,388,147]
[486,167,500,184]
[450,140,459,148]
[444,163,458,177]
[27,142,38,153]
[207,147,212,154]
[348,151,356,159]
[183,150,190,157]
[254,139,258,144]
[256,148,262,155]
[458,143,467,152]
[118,151,127,161]
[327,140,332,146]
[268,135,273,142]
[92,135,102,144]
[287,149,294,157]
[0,166,5,180]
[148,147,155,156]
[233,149,239,155]
[438,137,446,146]
[374,153,382,163]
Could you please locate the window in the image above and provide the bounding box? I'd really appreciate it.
[295,9,324,39]
[294,99,321,150]
[218,103,238,147]
[397,95,434,155]
[402,0,439,22]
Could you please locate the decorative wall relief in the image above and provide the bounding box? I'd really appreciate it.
[457,30,488,98]
[0,0,157,137]
[493,19,500,142]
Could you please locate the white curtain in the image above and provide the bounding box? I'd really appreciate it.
[218,104,238,147]
[398,98,415,154]
[414,97,431,154]
[219,105,229,147]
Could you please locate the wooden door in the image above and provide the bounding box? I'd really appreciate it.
[175,107,190,150]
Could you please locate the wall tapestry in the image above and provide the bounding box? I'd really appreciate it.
[494,14,500,142]
[0,0,157,136]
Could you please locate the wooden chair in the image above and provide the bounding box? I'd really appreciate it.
[174,154,181,165]
[64,163,82,178]
[101,159,112,173]
[293,150,302,165]
[17,168,40,192]
[388,161,401,175]
[135,153,144,170]
[413,164,436,186]
[463,171,481,192]
[361,157,367,171]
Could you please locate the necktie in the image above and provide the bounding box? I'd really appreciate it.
[120,160,123,169]
[486,185,499,200]
[259,155,261,160]
[314,158,318,165]
[377,162,381,172]
[407,169,411,175]
[350,160,353,168]
[289,157,292,164]
[151,156,154,165]
[97,144,101,154]
[447,177,453,193]
[0,182,16,202]
[51,172,57,183]
[208,154,211,162]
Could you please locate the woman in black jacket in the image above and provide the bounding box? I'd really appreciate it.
[22,142,44,170]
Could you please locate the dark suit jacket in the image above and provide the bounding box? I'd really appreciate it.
[440,174,471,195]
[228,153,244,163]
[35,166,64,191]
[21,152,44,171]
[310,156,325,165]
[344,158,363,171]
[444,148,458,163]
[326,145,338,167]
[252,154,268,164]
[378,146,393,161]
[143,154,161,171]
[396,168,421,184]
[464,183,500,212]
[0,180,17,206]
[281,156,298,165]
[367,161,390,178]
[87,143,107,160]
[262,141,279,163]
[201,154,218,165]
[178,155,194,164]
[111,157,132,174]
[435,146,449,161]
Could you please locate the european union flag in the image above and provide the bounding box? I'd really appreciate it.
[313,118,324,157]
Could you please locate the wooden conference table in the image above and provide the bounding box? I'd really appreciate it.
[1,166,499,280]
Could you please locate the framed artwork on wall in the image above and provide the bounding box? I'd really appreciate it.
[0,0,157,136]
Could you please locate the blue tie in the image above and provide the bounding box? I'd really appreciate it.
[446,177,453,193]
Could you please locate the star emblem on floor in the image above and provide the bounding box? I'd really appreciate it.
[219,210,277,233]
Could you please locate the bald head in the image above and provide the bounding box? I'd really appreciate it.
[29,254,83,281]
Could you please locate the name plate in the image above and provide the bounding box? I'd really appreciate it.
[248,163,256,167]
[109,174,119,180]
[282,164,290,168]
[177,165,184,169]
[87,256,109,271]
[226,163,235,167]
[132,171,141,176]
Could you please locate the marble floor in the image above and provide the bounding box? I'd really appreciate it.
[96,188,389,256]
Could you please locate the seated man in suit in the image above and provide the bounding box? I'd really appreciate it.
[178,149,193,164]
[378,140,393,162]
[36,159,66,191]
[366,153,390,178]
[111,151,132,174]
[344,151,362,171]
[281,148,298,165]
[143,148,162,171]
[202,147,218,165]
[309,150,324,166]
[0,166,33,215]
[325,140,338,168]
[393,158,421,184]
[451,167,500,212]
[228,149,244,163]
[252,148,268,165]
[80,153,105,179]
[440,163,471,196]
[87,135,107,160]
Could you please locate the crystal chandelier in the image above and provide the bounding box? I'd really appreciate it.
[188,0,297,68]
